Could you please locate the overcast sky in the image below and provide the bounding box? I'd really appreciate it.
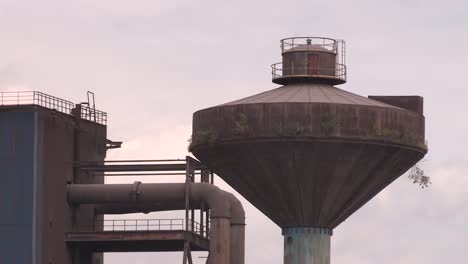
[1,0,467,263]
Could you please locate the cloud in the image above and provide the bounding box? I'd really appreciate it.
[333,162,468,264]
[107,124,191,160]
[430,165,468,207]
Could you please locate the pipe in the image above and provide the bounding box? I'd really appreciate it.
[68,182,245,264]
[93,201,202,215]
[283,227,332,264]
[227,193,245,264]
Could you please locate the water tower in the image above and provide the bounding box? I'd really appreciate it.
[189,37,427,263]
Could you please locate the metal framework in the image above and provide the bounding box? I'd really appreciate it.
[0,91,107,124]
[75,157,213,264]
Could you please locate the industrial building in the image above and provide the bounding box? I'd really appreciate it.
[0,37,427,264]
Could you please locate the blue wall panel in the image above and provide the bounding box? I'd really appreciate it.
[0,111,35,263]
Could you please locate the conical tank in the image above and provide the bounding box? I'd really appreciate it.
[189,37,427,263]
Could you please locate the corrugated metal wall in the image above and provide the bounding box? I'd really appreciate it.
[0,111,36,263]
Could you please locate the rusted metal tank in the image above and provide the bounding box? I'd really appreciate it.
[190,37,427,263]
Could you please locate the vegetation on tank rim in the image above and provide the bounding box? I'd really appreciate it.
[233,112,252,137]
[370,122,425,148]
[190,113,428,150]
[321,113,337,136]
[370,124,430,188]
[274,121,305,137]
[188,127,219,150]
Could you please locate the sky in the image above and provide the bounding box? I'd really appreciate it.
[1,0,467,263]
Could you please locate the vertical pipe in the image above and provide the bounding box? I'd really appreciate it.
[190,163,195,232]
[230,224,245,264]
[200,203,205,236]
[183,159,191,264]
[71,104,81,183]
[208,218,230,264]
[184,159,190,231]
[283,227,332,264]
[205,209,210,238]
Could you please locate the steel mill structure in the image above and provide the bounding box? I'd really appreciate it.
[0,36,427,264]
[190,37,428,263]
[0,91,245,264]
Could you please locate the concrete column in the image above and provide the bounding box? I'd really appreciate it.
[209,217,230,264]
[230,223,245,264]
[283,227,332,264]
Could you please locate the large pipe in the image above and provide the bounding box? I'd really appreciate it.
[93,201,202,215]
[67,182,245,264]
[227,193,245,264]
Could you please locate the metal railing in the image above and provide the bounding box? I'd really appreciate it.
[271,62,347,82]
[0,91,107,125]
[280,37,339,53]
[0,91,74,113]
[97,218,184,232]
[83,218,209,238]
[81,104,107,125]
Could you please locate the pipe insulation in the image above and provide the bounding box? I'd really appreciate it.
[67,182,245,264]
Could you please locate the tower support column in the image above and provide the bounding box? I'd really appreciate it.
[283,227,332,264]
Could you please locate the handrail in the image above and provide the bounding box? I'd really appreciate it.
[0,91,74,111]
[97,218,184,232]
[0,91,107,125]
[271,62,347,82]
[79,218,209,238]
[280,36,337,42]
[280,37,339,53]
[81,104,107,125]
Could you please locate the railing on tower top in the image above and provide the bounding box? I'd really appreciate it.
[0,91,107,125]
[273,37,347,83]
[280,37,339,53]
[271,62,347,82]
